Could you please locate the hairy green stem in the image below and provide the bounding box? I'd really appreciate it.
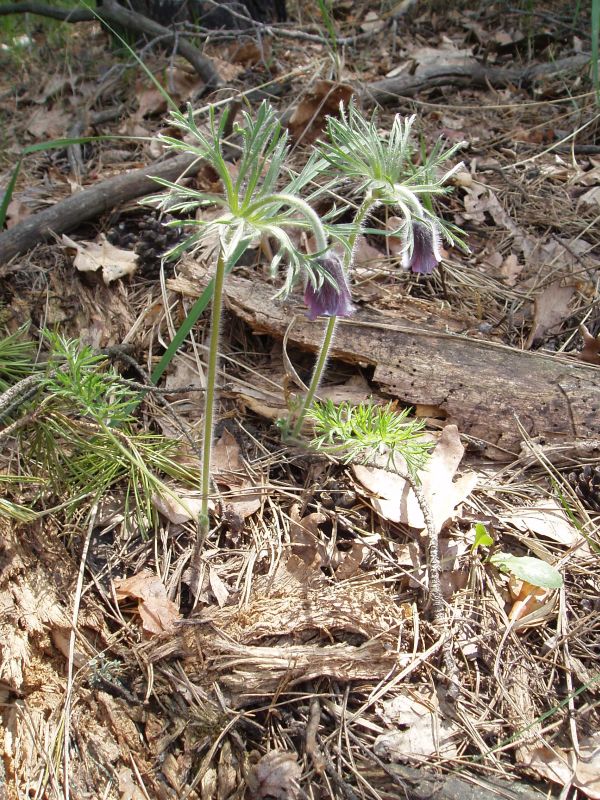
[291,193,374,439]
[199,248,227,542]
[291,314,337,438]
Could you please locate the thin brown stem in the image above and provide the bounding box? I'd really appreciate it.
[405,474,460,700]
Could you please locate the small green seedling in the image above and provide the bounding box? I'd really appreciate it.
[472,523,563,590]
[472,521,494,551]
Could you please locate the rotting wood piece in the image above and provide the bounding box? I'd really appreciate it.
[222,274,600,458]
[379,761,550,800]
[0,153,202,267]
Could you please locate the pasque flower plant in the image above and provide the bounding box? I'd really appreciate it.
[151,99,465,557]
[289,101,466,439]
[148,101,340,548]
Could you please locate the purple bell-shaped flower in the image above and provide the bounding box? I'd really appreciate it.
[304,252,356,321]
[403,221,442,275]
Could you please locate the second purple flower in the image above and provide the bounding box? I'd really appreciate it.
[304,252,356,321]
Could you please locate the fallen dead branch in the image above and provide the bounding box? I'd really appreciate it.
[0,0,222,87]
[366,53,591,104]
[0,153,202,267]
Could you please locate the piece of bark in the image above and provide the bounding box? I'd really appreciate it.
[0,153,201,266]
[222,274,600,457]
[382,761,550,800]
[366,54,590,104]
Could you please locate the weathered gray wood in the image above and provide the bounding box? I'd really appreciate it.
[381,761,551,800]
[223,274,600,457]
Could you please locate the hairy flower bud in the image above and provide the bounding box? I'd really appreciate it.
[304,252,356,321]
[403,221,442,275]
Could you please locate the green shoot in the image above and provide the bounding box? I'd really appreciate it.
[307,400,432,478]
[471,522,563,590]
[592,0,600,102]
[150,100,337,551]
[471,522,494,552]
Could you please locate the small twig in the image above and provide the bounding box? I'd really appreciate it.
[0,373,44,422]
[404,473,461,701]
[0,409,39,442]
[120,379,207,394]
[305,698,326,775]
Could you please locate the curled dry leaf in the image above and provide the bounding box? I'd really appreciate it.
[503,498,582,547]
[519,735,600,799]
[118,767,146,800]
[113,570,180,635]
[5,196,30,228]
[507,577,551,622]
[374,691,460,762]
[62,233,138,284]
[288,80,354,143]
[499,253,523,286]
[246,751,302,800]
[526,282,575,348]
[578,324,600,365]
[212,428,243,477]
[152,490,205,525]
[289,503,328,567]
[353,424,477,533]
[577,185,600,210]
[209,567,229,608]
[574,733,600,799]
[213,429,263,520]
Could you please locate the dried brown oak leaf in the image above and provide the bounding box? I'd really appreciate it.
[113,570,180,635]
[288,80,353,143]
[246,751,302,800]
[353,424,477,533]
[62,233,138,284]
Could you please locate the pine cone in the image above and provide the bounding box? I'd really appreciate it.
[106,211,183,278]
[568,465,600,513]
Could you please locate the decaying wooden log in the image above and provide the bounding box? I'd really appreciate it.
[223,274,600,458]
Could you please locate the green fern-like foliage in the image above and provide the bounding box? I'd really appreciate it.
[307,399,432,478]
[0,326,37,392]
[3,332,198,524]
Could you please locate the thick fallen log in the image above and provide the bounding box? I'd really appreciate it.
[0,153,201,266]
[223,274,600,457]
